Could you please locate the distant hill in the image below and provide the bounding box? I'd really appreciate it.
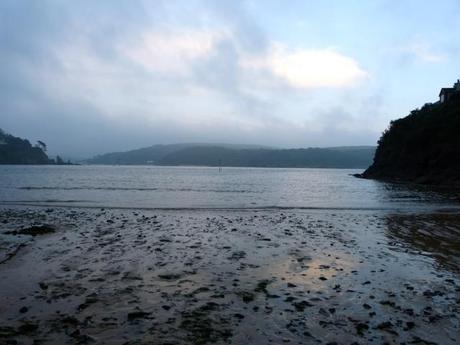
[361,94,460,185]
[86,143,273,165]
[87,144,375,168]
[0,129,50,164]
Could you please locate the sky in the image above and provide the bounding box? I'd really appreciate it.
[1,0,460,158]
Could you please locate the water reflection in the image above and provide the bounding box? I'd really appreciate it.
[375,180,460,206]
[1,165,460,210]
[385,213,460,272]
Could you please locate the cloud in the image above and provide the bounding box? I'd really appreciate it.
[0,0,379,157]
[121,28,224,75]
[119,28,368,90]
[242,44,369,89]
[397,39,448,63]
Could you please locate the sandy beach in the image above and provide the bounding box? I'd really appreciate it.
[0,206,459,344]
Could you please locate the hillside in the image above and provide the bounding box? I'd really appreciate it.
[87,144,191,165]
[361,94,460,185]
[86,143,273,165]
[87,144,375,168]
[0,129,50,164]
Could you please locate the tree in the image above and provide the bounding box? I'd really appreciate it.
[37,140,47,152]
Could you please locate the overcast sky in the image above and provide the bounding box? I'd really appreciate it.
[1,0,460,158]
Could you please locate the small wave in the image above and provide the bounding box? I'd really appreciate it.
[19,186,159,191]
[1,200,459,214]
[18,186,257,193]
[1,199,90,204]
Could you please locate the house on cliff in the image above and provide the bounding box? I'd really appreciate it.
[439,79,460,103]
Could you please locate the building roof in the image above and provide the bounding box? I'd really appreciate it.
[439,87,455,96]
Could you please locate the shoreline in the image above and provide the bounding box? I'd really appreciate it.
[354,172,460,188]
[2,202,460,214]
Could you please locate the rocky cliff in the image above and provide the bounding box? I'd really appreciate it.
[361,94,460,185]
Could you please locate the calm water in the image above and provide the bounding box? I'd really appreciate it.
[0,165,459,211]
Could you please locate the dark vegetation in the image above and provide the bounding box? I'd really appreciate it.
[361,93,460,185]
[0,129,71,165]
[88,144,375,168]
[0,129,50,164]
[159,146,374,168]
[87,144,199,165]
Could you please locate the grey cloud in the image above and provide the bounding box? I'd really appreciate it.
[0,0,379,159]
[191,36,278,122]
[204,0,269,53]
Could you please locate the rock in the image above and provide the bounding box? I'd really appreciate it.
[6,224,56,236]
[355,323,369,335]
[77,296,98,311]
[158,273,183,281]
[423,289,444,297]
[121,271,143,281]
[258,237,271,241]
[318,308,329,317]
[69,329,95,343]
[293,301,313,312]
[127,310,151,320]
[227,251,246,261]
[376,321,393,330]
[237,291,255,303]
[254,279,272,294]
[233,313,245,320]
[18,322,38,334]
[379,300,396,308]
[405,321,416,330]
[376,321,398,335]
[0,326,17,338]
[61,316,79,325]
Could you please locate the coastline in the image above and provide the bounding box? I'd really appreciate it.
[354,172,460,188]
[1,206,459,344]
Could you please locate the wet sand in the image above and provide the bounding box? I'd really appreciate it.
[0,206,459,344]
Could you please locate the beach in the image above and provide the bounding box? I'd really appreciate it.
[1,206,459,344]
[3,1,460,343]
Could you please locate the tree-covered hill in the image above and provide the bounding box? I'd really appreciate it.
[0,129,50,164]
[361,94,460,185]
[159,146,374,168]
[86,143,274,165]
[87,144,375,168]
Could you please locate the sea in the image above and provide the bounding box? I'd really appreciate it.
[0,165,459,212]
